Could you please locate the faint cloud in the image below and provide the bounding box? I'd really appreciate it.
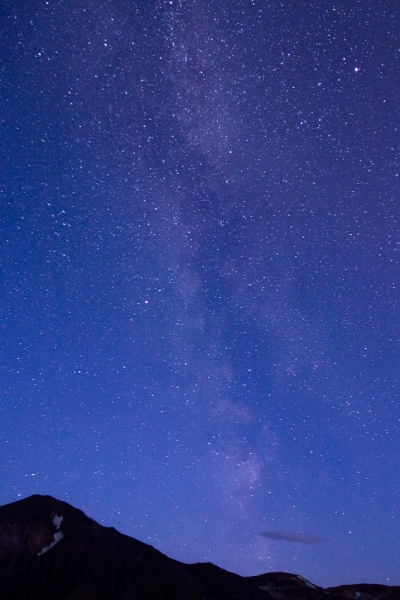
[260,530,327,544]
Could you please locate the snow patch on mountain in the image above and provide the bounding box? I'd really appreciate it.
[38,515,64,556]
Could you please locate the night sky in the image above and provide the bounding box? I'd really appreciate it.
[1,0,399,588]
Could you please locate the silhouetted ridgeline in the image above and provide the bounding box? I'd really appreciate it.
[0,495,398,599]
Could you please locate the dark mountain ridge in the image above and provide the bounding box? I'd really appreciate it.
[0,495,398,600]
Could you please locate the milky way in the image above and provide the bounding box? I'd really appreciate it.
[1,0,399,587]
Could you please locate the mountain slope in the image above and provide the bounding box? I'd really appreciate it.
[0,495,398,600]
[0,494,270,599]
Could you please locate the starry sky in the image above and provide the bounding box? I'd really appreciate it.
[1,0,399,588]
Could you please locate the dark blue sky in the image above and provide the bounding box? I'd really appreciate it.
[1,0,399,587]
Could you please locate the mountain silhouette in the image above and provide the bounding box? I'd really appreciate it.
[0,495,398,599]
